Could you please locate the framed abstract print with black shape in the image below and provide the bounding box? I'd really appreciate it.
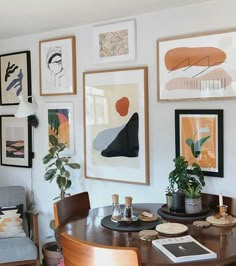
[39,36,76,96]
[0,115,32,168]
[0,51,31,105]
[175,109,223,177]
[46,102,74,155]
[83,67,149,184]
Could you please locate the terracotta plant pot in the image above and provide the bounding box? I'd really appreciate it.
[42,241,62,266]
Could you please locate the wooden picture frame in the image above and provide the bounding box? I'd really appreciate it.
[39,36,76,96]
[46,102,74,155]
[0,51,31,105]
[157,29,236,101]
[175,109,223,177]
[0,115,32,168]
[93,20,136,64]
[83,67,149,184]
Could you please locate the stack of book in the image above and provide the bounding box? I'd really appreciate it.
[152,235,217,263]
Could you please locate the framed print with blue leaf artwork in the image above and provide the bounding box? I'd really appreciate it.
[175,109,223,177]
[0,51,31,105]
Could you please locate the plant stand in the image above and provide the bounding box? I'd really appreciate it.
[42,241,62,266]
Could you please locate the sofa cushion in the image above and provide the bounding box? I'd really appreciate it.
[0,237,38,263]
[0,204,26,238]
[0,186,29,236]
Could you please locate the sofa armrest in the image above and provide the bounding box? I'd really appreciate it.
[26,210,39,247]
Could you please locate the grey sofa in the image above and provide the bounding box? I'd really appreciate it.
[0,186,40,265]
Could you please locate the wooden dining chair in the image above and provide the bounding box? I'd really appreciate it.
[61,232,141,266]
[53,191,90,227]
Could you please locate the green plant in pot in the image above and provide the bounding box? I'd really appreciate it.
[42,135,80,265]
[43,135,81,200]
[169,156,205,213]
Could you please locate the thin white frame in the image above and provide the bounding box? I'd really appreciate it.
[39,36,77,96]
[83,67,149,185]
[0,115,32,168]
[46,102,74,155]
[93,20,136,64]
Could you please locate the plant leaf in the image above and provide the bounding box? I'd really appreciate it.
[49,135,58,146]
[44,169,57,181]
[66,163,81,169]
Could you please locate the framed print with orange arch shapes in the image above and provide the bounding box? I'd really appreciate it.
[175,109,223,177]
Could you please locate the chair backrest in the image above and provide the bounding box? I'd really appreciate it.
[61,232,141,266]
[53,191,90,227]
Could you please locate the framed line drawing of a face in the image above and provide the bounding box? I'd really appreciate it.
[39,36,77,96]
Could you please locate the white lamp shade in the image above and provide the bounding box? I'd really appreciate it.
[14,95,38,118]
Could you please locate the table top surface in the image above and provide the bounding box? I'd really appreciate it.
[55,203,236,266]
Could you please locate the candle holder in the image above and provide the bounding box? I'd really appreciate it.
[219,205,228,215]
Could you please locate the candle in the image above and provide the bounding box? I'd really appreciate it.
[219,194,223,206]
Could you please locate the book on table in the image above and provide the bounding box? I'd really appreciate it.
[152,235,217,263]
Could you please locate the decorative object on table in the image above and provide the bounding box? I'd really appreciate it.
[101,214,160,232]
[193,221,211,228]
[83,67,149,185]
[206,205,236,226]
[111,194,121,221]
[157,29,236,102]
[152,235,217,263]
[0,115,33,168]
[175,109,223,177]
[139,230,158,241]
[123,196,133,221]
[155,222,188,235]
[0,51,31,105]
[39,36,76,96]
[42,135,80,200]
[138,211,158,222]
[165,186,173,209]
[46,101,74,155]
[169,156,205,214]
[93,19,136,64]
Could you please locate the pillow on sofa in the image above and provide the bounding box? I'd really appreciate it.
[0,204,26,238]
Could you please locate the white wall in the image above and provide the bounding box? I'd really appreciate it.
[0,0,235,252]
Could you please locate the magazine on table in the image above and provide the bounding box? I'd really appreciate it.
[152,235,217,263]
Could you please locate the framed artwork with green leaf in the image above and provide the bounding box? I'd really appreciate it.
[175,109,223,177]
[46,102,74,155]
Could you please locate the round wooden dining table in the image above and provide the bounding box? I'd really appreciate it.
[55,203,236,266]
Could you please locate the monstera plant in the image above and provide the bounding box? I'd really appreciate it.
[42,135,80,200]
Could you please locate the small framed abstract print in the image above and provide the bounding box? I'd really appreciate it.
[0,51,31,105]
[0,115,32,167]
[175,109,223,177]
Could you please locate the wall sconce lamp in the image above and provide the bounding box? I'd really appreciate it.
[14,95,39,127]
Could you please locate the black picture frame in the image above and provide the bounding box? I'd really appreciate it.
[0,51,31,105]
[0,115,32,168]
[175,109,223,177]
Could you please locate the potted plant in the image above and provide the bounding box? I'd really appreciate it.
[169,156,205,213]
[42,134,81,199]
[165,186,173,209]
[42,134,81,265]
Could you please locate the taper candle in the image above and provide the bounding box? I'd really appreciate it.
[219,194,223,206]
